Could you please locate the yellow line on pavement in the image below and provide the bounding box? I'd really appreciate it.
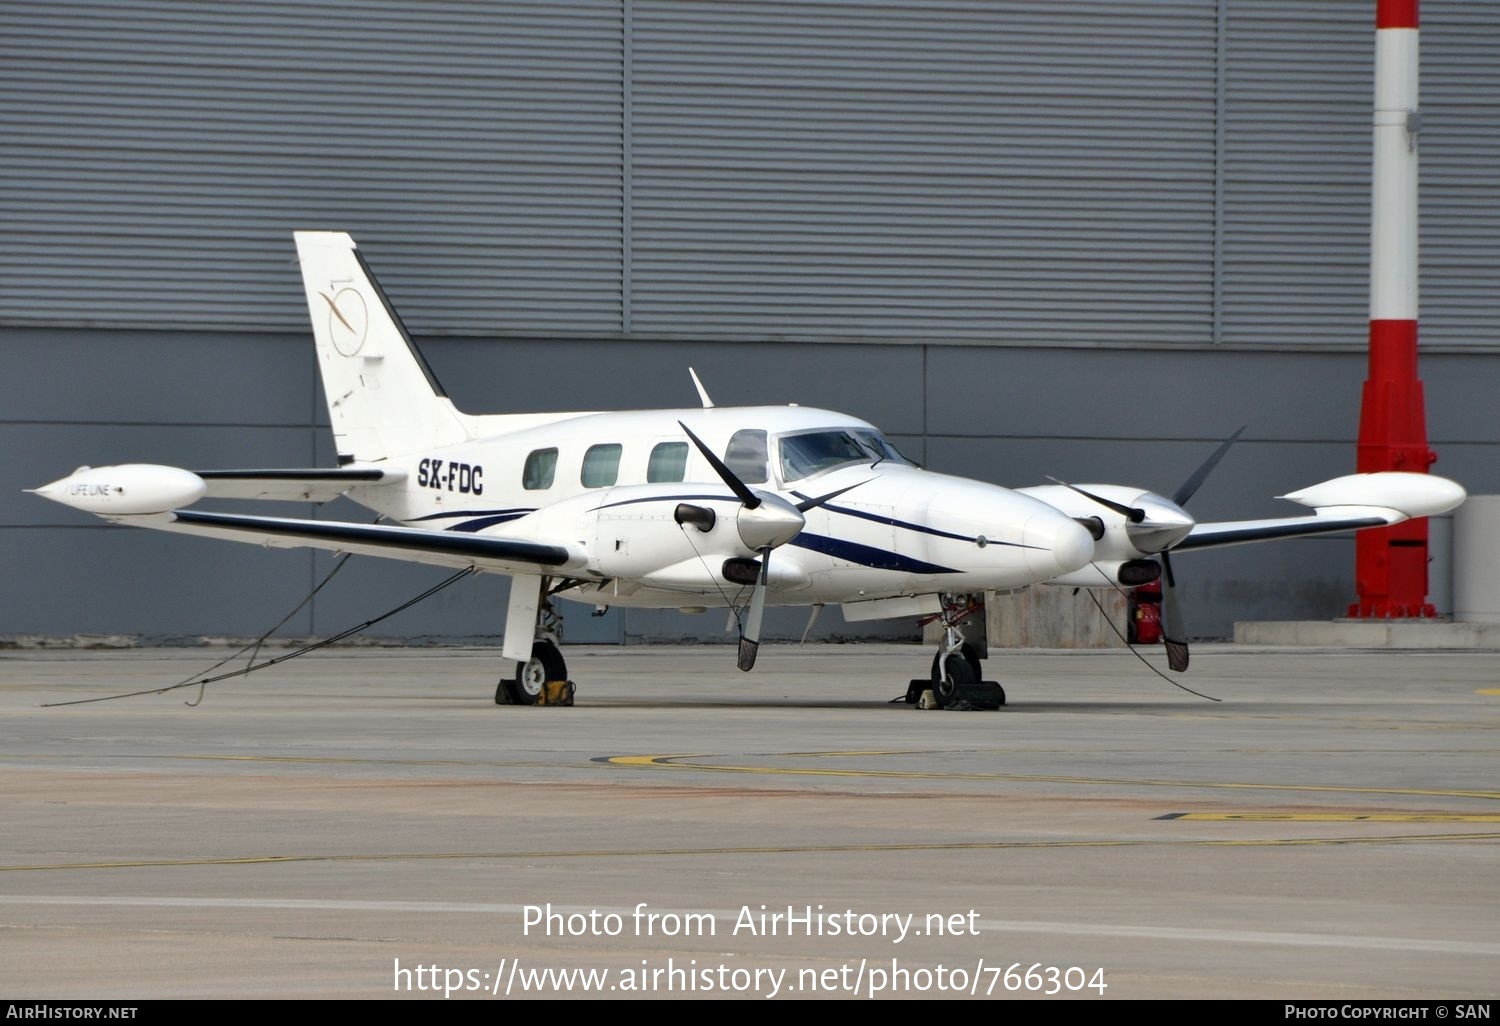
[1169,813,1500,823]
[606,754,1500,802]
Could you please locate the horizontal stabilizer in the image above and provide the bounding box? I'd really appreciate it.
[195,467,407,503]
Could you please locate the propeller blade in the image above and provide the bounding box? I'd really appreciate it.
[737,546,771,672]
[1160,550,1190,672]
[1172,425,1247,508]
[1047,477,1146,523]
[679,421,760,509]
[794,478,876,512]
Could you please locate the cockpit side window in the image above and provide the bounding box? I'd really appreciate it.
[724,429,769,484]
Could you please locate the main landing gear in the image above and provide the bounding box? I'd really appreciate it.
[496,581,575,706]
[910,593,1006,711]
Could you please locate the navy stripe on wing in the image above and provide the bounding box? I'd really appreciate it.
[171,510,570,566]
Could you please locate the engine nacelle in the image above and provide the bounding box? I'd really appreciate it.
[1018,483,1195,557]
[1044,559,1161,589]
[502,483,806,582]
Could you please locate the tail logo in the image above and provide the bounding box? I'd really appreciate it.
[320,288,368,357]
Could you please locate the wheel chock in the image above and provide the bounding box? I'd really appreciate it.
[916,689,940,710]
[537,680,576,706]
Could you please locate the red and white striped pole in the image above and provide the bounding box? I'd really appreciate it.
[1349,0,1438,618]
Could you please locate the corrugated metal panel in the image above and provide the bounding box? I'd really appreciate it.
[629,1,1219,344]
[0,0,624,333]
[1219,1,1369,347]
[1220,0,1500,349]
[2,1,1494,349]
[1421,1,1500,348]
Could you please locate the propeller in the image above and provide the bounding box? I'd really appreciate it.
[678,421,800,672]
[1157,426,1246,672]
[677,421,875,672]
[680,422,762,509]
[1172,425,1245,507]
[1052,427,1245,673]
[1046,477,1146,523]
[1148,426,1245,672]
[1159,550,1190,672]
[739,545,771,671]
[795,480,873,512]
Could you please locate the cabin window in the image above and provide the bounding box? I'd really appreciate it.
[648,441,688,483]
[581,443,623,487]
[522,448,557,490]
[724,429,769,484]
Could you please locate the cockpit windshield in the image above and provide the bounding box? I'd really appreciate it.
[777,428,913,483]
[853,430,912,468]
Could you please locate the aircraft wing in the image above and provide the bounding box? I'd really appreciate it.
[112,509,578,576]
[1174,509,1395,550]
[1174,472,1466,552]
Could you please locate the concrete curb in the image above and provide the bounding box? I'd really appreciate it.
[1235,620,1500,649]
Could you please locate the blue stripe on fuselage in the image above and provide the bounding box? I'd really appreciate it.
[591,493,737,511]
[410,507,536,523]
[798,496,1040,550]
[446,513,530,533]
[787,532,959,574]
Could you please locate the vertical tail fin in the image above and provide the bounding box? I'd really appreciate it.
[294,231,471,463]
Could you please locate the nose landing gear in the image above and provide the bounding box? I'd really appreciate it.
[913,593,1005,711]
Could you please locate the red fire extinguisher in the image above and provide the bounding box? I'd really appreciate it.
[1132,579,1163,645]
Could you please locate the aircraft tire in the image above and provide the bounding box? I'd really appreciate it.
[930,643,983,684]
[502,640,567,706]
[932,652,978,711]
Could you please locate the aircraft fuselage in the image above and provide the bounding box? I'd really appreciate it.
[343,404,1095,610]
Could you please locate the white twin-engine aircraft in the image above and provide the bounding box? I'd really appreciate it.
[32,232,1466,708]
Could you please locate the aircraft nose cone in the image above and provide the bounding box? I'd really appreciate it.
[1022,511,1095,577]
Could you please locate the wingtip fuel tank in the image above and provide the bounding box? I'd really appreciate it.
[31,464,207,515]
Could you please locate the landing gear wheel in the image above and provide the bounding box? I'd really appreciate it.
[932,651,978,711]
[930,643,983,683]
[501,640,567,706]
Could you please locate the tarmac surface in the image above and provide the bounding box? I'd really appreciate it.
[1,642,1497,1001]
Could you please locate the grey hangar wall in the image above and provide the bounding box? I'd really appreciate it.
[3,1,1497,645]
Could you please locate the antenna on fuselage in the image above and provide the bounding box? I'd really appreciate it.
[688,367,715,409]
